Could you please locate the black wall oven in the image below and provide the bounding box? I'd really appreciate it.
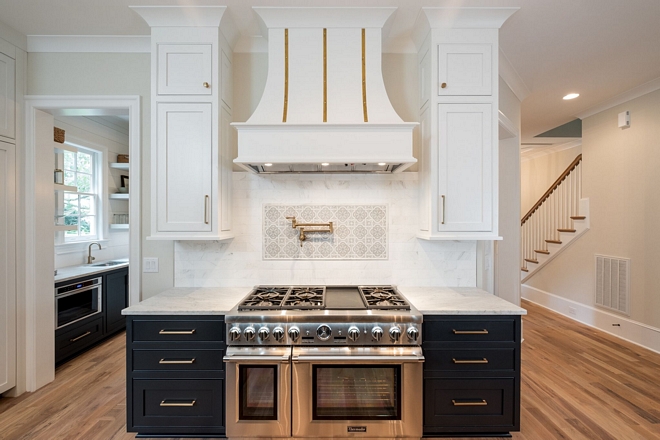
[55,277,102,329]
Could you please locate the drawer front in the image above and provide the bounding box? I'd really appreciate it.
[424,378,514,429]
[132,319,224,342]
[424,319,516,342]
[56,316,104,359]
[133,349,224,372]
[425,348,515,372]
[132,379,223,428]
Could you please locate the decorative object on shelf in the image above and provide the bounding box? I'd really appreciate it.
[285,216,333,247]
[117,154,129,163]
[113,214,129,224]
[54,127,65,143]
[117,187,128,194]
[263,204,388,260]
[121,175,129,192]
[54,169,64,185]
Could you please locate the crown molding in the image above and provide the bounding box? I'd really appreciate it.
[576,77,660,120]
[27,35,149,53]
[418,7,519,30]
[499,48,530,102]
[0,21,27,51]
[130,6,227,28]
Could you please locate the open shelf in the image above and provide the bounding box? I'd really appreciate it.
[54,183,77,192]
[110,224,129,230]
[54,225,78,232]
[109,193,129,200]
[109,163,129,171]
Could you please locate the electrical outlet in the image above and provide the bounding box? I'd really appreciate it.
[568,306,577,316]
[143,257,159,273]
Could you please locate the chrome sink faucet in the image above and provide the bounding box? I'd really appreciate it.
[87,242,102,264]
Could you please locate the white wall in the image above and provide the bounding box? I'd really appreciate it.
[52,116,130,269]
[176,172,477,288]
[27,52,173,299]
[524,88,660,330]
[520,145,581,216]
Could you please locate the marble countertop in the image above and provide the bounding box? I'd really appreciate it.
[122,286,526,316]
[55,258,129,283]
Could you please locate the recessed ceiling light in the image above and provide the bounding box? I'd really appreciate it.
[378,162,387,166]
[321,163,329,166]
[563,93,580,100]
[264,163,273,167]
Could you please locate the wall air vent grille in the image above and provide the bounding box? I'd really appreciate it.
[595,255,630,315]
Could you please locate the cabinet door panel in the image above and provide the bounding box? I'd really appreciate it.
[157,103,213,232]
[105,268,128,333]
[0,141,15,393]
[157,44,212,96]
[438,103,492,232]
[438,44,492,96]
[0,53,15,139]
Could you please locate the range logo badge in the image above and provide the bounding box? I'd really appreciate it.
[347,426,367,433]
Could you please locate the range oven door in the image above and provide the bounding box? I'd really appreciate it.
[224,346,292,438]
[292,346,424,438]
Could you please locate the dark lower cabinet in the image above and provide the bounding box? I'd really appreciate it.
[422,315,521,437]
[55,267,129,365]
[126,315,226,437]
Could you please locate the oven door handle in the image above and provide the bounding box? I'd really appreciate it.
[223,355,291,363]
[292,355,425,363]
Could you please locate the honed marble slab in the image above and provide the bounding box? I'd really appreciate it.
[121,287,250,315]
[400,287,527,315]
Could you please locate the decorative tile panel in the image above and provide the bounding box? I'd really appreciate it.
[263,204,388,260]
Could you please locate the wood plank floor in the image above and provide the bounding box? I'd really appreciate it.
[1,300,659,439]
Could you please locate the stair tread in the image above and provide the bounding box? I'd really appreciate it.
[571,216,586,220]
[546,239,562,244]
[558,228,576,233]
[525,258,539,264]
[521,267,529,272]
[535,250,550,254]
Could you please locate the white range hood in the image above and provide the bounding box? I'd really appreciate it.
[233,7,418,173]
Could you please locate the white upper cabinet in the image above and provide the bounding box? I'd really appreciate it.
[437,103,492,232]
[157,44,213,96]
[220,50,232,110]
[0,52,16,140]
[437,44,492,96]
[156,103,213,232]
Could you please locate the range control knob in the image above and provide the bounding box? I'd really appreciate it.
[288,326,300,342]
[347,326,361,342]
[317,324,332,341]
[372,326,384,342]
[407,327,419,342]
[389,326,402,342]
[229,327,241,342]
[243,326,256,341]
[272,326,285,342]
[258,326,270,341]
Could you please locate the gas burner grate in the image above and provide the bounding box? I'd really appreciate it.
[238,286,291,311]
[282,286,326,310]
[358,286,410,310]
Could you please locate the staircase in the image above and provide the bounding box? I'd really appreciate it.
[521,154,590,281]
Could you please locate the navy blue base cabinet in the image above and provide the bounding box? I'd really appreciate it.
[422,315,521,437]
[125,315,226,437]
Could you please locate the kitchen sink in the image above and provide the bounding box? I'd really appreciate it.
[90,261,126,267]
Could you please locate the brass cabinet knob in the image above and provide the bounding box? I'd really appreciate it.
[441,82,447,89]
[203,82,210,88]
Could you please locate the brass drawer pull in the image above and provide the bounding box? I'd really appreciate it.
[69,331,91,342]
[159,358,196,365]
[160,399,196,407]
[453,358,488,364]
[159,329,196,335]
[452,399,487,406]
[453,329,489,335]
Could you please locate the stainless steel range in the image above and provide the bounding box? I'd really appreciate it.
[224,285,424,439]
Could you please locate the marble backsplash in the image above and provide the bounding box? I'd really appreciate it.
[263,204,388,260]
[174,172,476,287]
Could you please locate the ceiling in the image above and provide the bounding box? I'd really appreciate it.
[2,0,660,146]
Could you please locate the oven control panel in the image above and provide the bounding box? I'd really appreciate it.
[225,322,421,346]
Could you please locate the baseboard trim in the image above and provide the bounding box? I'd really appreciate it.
[521,285,660,355]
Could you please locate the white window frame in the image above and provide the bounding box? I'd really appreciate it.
[55,136,108,250]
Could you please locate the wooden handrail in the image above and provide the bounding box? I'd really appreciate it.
[521,154,582,226]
